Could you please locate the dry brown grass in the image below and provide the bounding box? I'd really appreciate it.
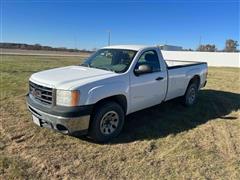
[0,55,239,179]
[0,48,90,57]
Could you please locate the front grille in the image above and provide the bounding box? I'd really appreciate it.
[29,81,53,105]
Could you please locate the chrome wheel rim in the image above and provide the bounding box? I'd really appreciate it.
[100,111,119,135]
[188,87,196,104]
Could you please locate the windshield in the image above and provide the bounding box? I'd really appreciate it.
[81,49,137,73]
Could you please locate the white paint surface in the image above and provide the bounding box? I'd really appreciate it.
[162,51,240,68]
[29,46,207,115]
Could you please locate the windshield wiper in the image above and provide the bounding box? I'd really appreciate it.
[80,63,91,67]
[95,66,115,72]
[81,64,115,72]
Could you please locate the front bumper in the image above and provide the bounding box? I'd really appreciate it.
[26,94,93,135]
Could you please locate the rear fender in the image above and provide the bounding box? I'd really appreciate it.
[185,68,203,89]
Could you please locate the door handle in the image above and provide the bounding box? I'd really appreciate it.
[155,77,164,81]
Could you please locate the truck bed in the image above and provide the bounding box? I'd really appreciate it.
[164,59,207,102]
[165,60,207,69]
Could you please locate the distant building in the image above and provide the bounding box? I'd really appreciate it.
[159,44,183,51]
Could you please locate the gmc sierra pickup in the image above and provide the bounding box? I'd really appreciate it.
[26,45,207,142]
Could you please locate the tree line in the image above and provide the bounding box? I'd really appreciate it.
[0,39,239,53]
[196,39,239,52]
[0,43,92,53]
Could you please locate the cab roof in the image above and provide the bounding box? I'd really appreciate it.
[102,45,157,51]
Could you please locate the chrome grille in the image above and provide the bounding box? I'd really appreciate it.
[29,81,53,105]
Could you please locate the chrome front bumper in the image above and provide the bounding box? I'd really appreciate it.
[27,104,90,135]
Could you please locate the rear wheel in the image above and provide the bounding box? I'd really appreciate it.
[89,102,125,142]
[183,82,198,106]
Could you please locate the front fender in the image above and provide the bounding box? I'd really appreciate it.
[85,81,129,106]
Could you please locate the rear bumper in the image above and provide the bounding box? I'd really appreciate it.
[199,80,207,89]
[26,94,92,135]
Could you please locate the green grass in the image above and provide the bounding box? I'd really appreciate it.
[0,55,240,179]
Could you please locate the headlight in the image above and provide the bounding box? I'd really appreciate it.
[56,90,80,106]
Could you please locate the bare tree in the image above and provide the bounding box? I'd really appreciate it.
[197,44,217,52]
[224,39,239,52]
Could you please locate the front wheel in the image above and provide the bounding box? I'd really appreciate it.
[183,82,198,106]
[88,102,125,142]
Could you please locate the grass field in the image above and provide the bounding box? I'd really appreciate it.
[0,55,240,179]
[0,48,89,57]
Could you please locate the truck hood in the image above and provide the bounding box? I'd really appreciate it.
[30,66,117,89]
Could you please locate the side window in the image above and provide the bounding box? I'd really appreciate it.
[135,50,160,72]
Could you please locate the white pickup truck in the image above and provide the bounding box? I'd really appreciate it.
[27,45,207,142]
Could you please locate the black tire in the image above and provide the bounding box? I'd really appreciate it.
[183,82,198,106]
[88,101,125,143]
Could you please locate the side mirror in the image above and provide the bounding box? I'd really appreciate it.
[134,64,152,76]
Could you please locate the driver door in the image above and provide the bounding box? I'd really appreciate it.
[129,49,167,113]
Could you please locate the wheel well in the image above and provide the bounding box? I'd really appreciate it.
[93,95,127,114]
[188,75,200,89]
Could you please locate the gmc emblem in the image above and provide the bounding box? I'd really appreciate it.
[32,89,41,97]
